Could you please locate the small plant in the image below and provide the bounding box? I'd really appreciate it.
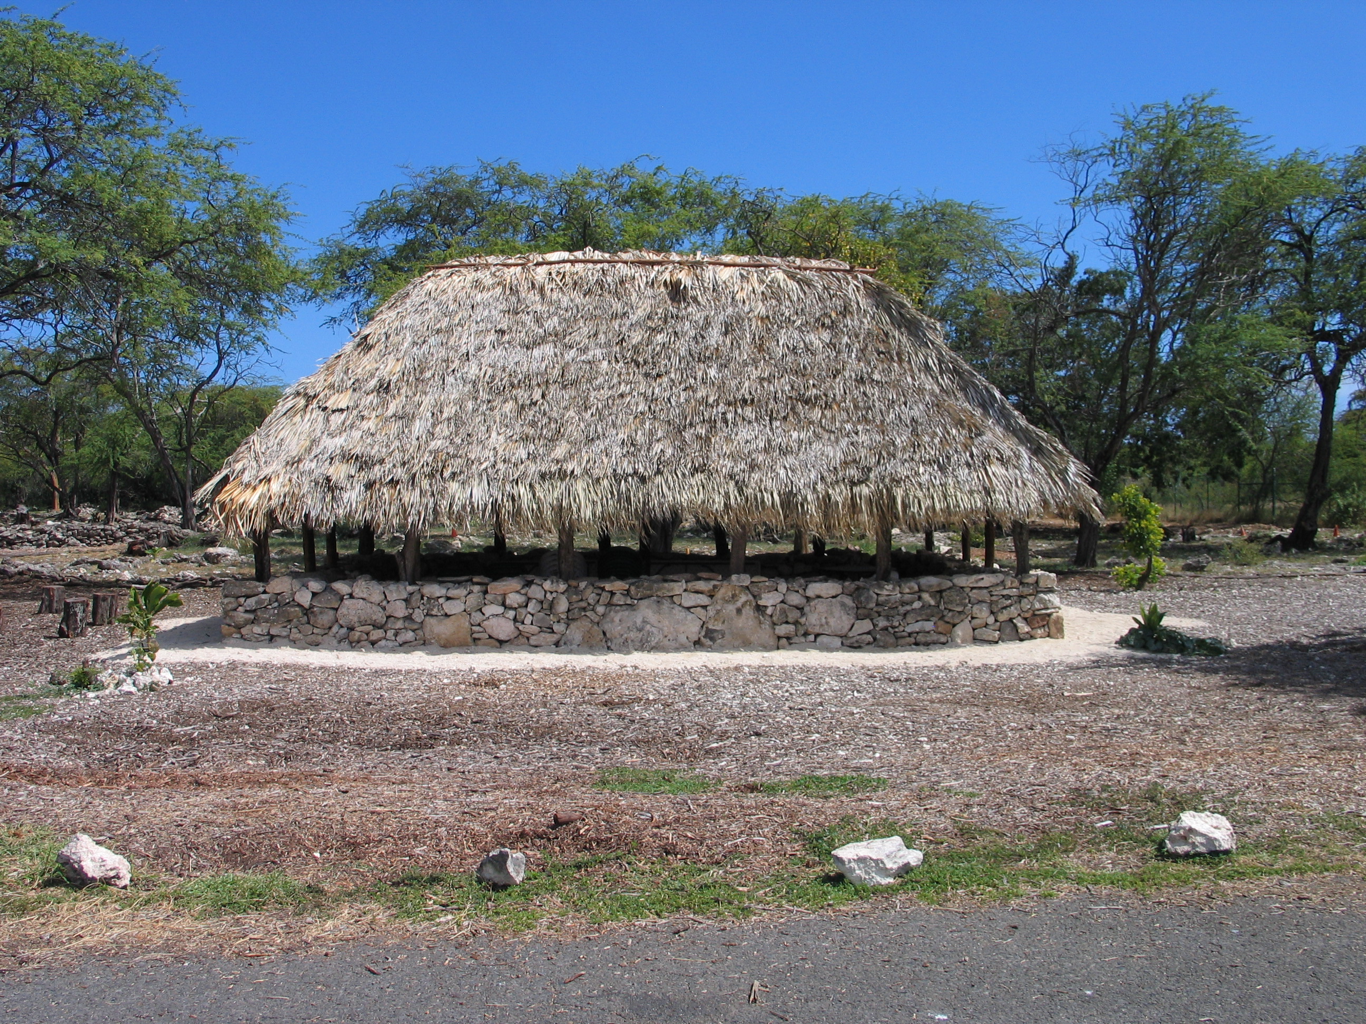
[117,583,183,670]
[1119,603,1227,656]
[1109,485,1166,590]
[50,661,104,691]
[761,774,888,797]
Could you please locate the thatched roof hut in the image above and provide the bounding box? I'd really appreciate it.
[200,250,1097,574]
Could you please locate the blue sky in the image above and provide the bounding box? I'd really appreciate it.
[49,0,1366,382]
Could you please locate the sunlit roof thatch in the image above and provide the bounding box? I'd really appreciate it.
[199,249,1099,536]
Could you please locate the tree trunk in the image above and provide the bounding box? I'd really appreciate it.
[401,525,422,583]
[324,526,339,569]
[1287,370,1342,550]
[49,470,61,512]
[557,521,577,580]
[984,519,996,568]
[1011,520,1031,575]
[59,598,89,638]
[643,514,678,556]
[357,524,375,557]
[251,528,271,582]
[91,592,122,626]
[38,586,65,614]
[105,472,120,525]
[728,525,748,576]
[874,521,892,581]
[301,517,317,572]
[1074,512,1100,568]
[713,523,729,560]
[960,523,972,563]
[792,529,807,556]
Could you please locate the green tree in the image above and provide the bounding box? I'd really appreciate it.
[1263,152,1366,548]
[961,95,1284,565]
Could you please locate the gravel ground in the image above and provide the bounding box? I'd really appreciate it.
[2,567,1364,890]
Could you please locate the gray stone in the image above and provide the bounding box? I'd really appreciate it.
[202,546,240,565]
[601,597,703,651]
[805,581,845,599]
[351,579,387,604]
[57,833,131,889]
[679,591,712,608]
[294,588,313,608]
[559,617,607,649]
[483,615,520,642]
[1182,555,1212,572]
[336,597,387,629]
[221,580,263,599]
[487,578,524,596]
[703,584,777,651]
[476,847,526,887]
[630,579,685,599]
[308,607,338,629]
[424,613,472,647]
[805,594,857,636]
[949,619,974,645]
[1164,811,1236,856]
[830,836,922,886]
[310,589,341,609]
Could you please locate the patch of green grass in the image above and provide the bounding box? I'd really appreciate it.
[1221,539,1267,566]
[594,767,715,795]
[760,774,888,798]
[169,872,326,916]
[0,692,55,721]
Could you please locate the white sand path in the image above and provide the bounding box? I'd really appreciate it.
[101,606,1207,674]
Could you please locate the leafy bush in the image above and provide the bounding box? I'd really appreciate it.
[117,583,184,670]
[1325,484,1366,527]
[1112,557,1167,589]
[1119,603,1227,655]
[1221,539,1267,566]
[1110,485,1166,589]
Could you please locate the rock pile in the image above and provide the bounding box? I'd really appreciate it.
[221,570,1064,652]
[0,505,191,550]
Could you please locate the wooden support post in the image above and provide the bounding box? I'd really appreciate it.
[251,528,271,583]
[812,535,826,557]
[301,516,317,572]
[38,586,65,614]
[984,518,996,569]
[1012,520,1031,575]
[492,528,507,558]
[713,523,729,560]
[598,529,612,556]
[91,592,122,626]
[357,524,375,557]
[960,523,972,564]
[558,521,577,580]
[728,525,748,576]
[59,598,89,638]
[401,524,422,583]
[324,526,339,569]
[792,529,807,556]
[924,529,935,553]
[875,521,893,581]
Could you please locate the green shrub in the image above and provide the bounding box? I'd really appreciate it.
[1221,539,1266,566]
[1119,603,1227,655]
[1110,485,1166,589]
[117,583,183,670]
[1325,485,1366,527]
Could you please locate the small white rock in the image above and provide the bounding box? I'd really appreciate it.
[1164,811,1236,856]
[476,847,527,887]
[57,833,131,888]
[830,836,923,886]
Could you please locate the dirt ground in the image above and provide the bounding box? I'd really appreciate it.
[2,562,1364,889]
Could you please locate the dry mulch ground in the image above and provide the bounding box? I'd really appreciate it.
[1,565,1364,959]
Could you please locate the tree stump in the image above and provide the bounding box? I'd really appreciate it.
[59,598,89,638]
[38,586,65,614]
[91,592,123,626]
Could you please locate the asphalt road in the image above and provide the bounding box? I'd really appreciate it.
[2,891,1362,1024]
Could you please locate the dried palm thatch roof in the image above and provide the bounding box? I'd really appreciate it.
[200,250,1099,537]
